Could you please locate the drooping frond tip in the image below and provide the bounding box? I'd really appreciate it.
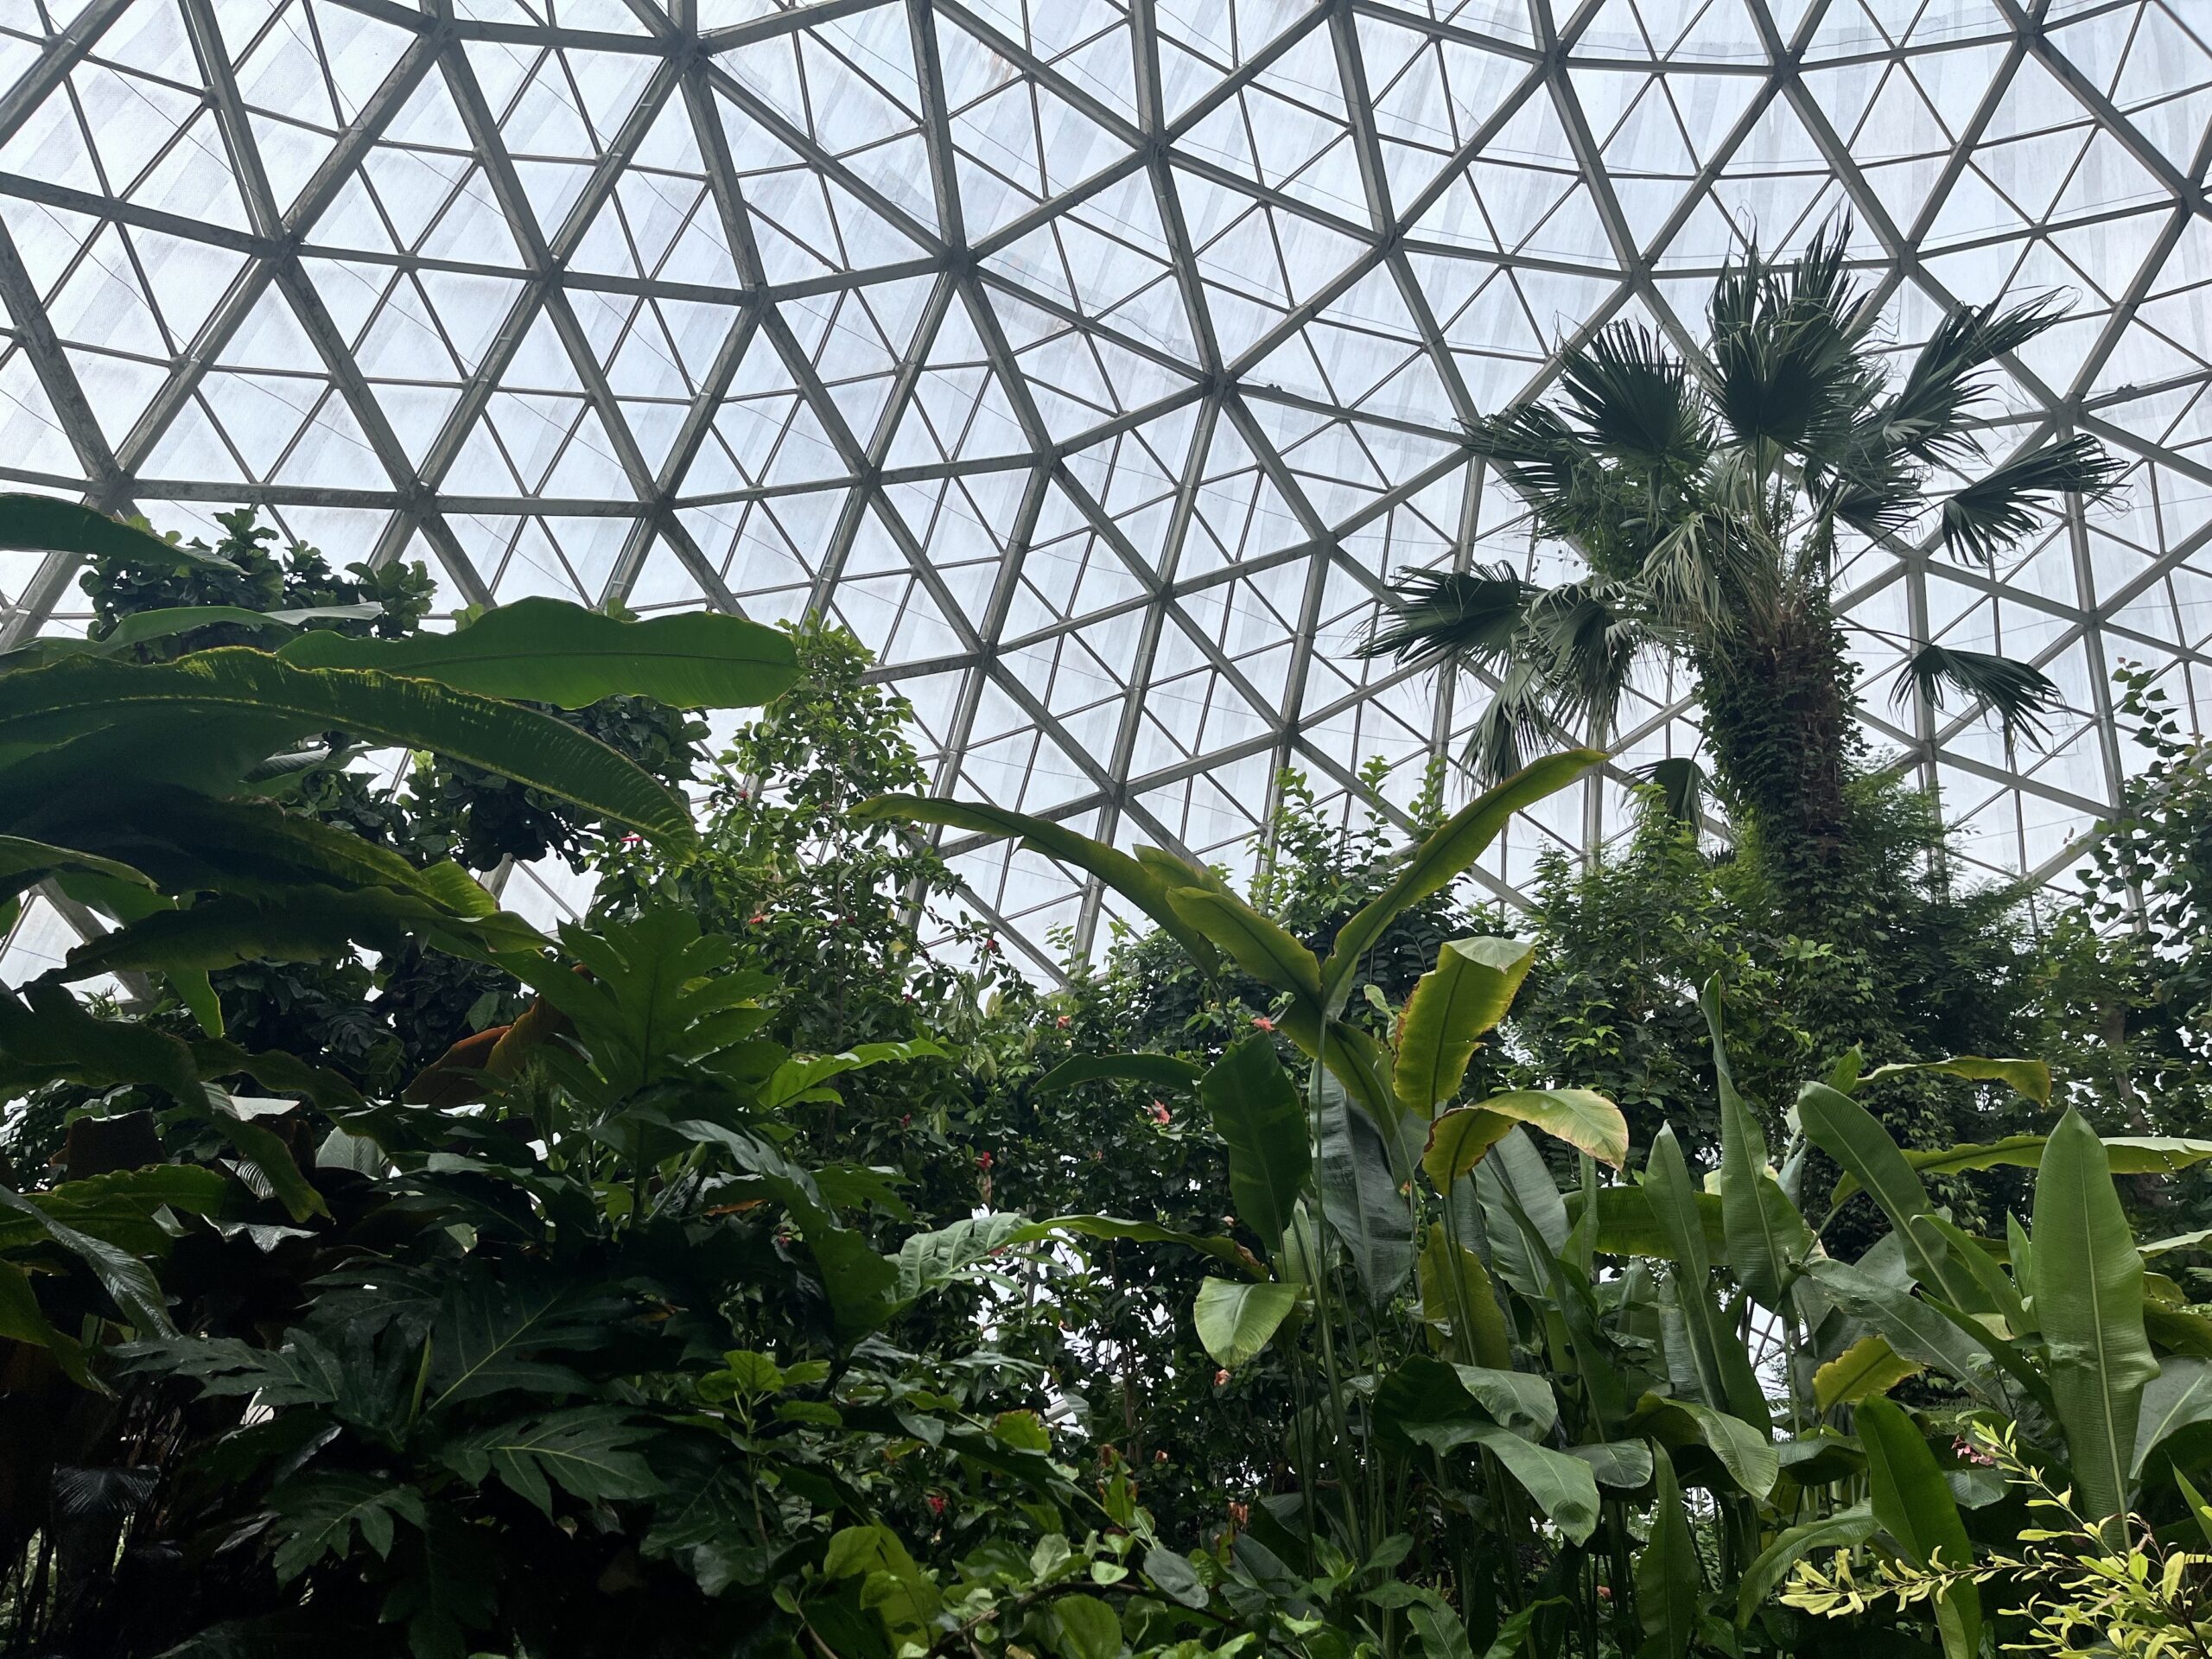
[1359,564,1535,670]
[1895,641,2065,747]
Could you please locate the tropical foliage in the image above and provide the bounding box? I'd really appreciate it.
[3,496,2212,1659]
[1361,219,2120,916]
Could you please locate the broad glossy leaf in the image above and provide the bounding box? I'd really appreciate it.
[0,1185,173,1336]
[1281,1007,1404,1148]
[1736,1506,1874,1627]
[1861,1055,2050,1105]
[1814,1334,1921,1412]
[1638,1447,1699,1659]
[1798,1082,1954,1298]
[1166,887,1323,1011]
[1802,1257,1995,1400]
[1632,1394,1779,1498]
[2132,1358,2212,1478]
[853,795,1219,974]
[1565,1183,1726,1262]
[1319,748,1601,1014]
[1033,1052,1205,1097]
[282,597,798,709]
[1858,1397,1980,1659]
[0,650,695,846]
[442,1407,660,1517]
[1393,937,1534,1115]
[1645,1125,1769,1427]
[2032,1107,2158,1522]
[266,1472,426,1581]
[0,494,188,564]
[1317,1073,1416,1302]
[1706,976,1808,1310]
[1459,1422,1600,1544]
[1200,1035,1311,1249]
[0,834,153,902]
[1834,1134,2212,1205]
[1192,1278,1299,1369]
[1418,1227,1512,1369]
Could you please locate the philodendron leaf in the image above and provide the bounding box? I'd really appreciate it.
[1192,1278,1298,1370]
[1705,976,1808,1311]
[1814,1334,1922,1413]
[1392,937,1535,1116]
[1200,1035,1311,1250]
[1319,747,1602,1014]
[1857,1396,1980,1659]
[1422,1090,1626,1190]
[849,796,1220,974]
[2032,1107,2158,1524]
[280,597,798,710]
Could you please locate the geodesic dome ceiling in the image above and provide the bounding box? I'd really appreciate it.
[0,0,2209,972]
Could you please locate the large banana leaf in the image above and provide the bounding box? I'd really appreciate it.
[2032,1107,2159,1522]
[1421,1090,1626,1191]
[1705,978,1808,1311]
[1459,1423,1601,1544]
[1166,887,1324,1011]
[0,493,201,565]
[1637,1448,1700,1659]
[1797,1082,1960,1300]
[0,651,696,847]
[1316,1073,1416,1301]
[1200,1036,1311,1250]
[1417,1226,1512,1369]
[1813,1334,1921,1412]
[1318,749,1601,1014]
[1033,1052,1205,1098]
[1834,1133,2212,1202]
[1645,1124,1769,1427]
[1860,1055,2050,1104]
[2132,1357,2212,1480]
[1857,1397,1980,1659]
[1564,1182,1726,1262]
[1392,937,1534,1115]
[281,597,798,709]
[850,796,1219,974]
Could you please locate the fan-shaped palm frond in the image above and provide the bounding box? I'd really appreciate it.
[1462,663,1553,785]
[1358,564,1535,672]
[1640,754,1713,829]
[1895,641,2064,746]
[1524,578,1651,742]
[1555,323,1713,477]
[1881,292,2070,463]
[1936,434,2125,565]
[1708,218,1878,454]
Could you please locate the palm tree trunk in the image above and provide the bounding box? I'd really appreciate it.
[1694,595,1866,912]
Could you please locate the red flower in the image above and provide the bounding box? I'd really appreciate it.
[926,1493,947,1516]
[899,1114,912,1128]
[1213,1369,1230,1388]
[976,1151,994,1169]
[1149,1102,1171,1125]
[747,914,769,925]
[1055,1014,1071,1029]
[1251,1015,1275,1033]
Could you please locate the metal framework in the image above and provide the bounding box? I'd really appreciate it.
[2,0,2209,976]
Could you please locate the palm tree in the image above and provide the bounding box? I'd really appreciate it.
[1362,220,2121,888]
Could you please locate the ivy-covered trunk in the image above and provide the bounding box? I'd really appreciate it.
[1695,594,1866,914]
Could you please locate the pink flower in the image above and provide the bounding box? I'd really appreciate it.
[926,1493,946,1516]
[1214,1370,1230,1388]
[1055,1014,1071,1029]
[976,1151,994,1169]
[1251,1015,1275,1033]
[1149,1102,1171,1125]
